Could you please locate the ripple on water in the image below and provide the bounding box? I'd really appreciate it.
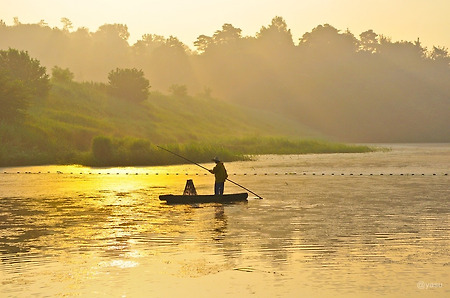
[1,145,449,297]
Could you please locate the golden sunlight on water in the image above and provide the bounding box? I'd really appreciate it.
[0,144,449,297]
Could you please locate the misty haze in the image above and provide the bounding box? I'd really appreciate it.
[1,11,449,298]
[1,17,449,147]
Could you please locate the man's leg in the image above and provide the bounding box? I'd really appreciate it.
[218,182,224,195]
[214,182,220,195]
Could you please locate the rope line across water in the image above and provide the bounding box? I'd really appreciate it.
[1,172,448,176]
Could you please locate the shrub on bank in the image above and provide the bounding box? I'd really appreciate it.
[88,136,244,167]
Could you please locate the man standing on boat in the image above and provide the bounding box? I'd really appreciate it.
[210,157,228,195]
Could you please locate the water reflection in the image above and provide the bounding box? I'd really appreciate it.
[213,205,227,240]
[1,145,449,297]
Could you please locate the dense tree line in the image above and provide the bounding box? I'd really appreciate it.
[0,48,149,121]
[0,48,50,120]
[0,17,449,141]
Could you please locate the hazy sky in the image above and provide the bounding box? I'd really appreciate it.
[2,0,449,49]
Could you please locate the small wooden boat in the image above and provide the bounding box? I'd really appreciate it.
[159,192,248,204]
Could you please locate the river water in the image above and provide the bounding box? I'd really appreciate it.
[0,144,449,297]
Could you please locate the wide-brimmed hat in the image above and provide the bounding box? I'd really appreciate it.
[212,157,220,162]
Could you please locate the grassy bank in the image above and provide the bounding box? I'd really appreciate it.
[223,136,374,155]
[0,127,376,167]
[86,136,375,167]
[1,79,376,167]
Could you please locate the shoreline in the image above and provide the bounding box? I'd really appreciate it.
[0,138,377,168]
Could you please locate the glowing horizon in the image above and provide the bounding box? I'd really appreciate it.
[1,0,449,49]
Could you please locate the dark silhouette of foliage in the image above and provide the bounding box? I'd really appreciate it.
[213,23,242,45]
[107,68,150,103]
[0,71,30,121]
[132,34,166,57]
[0,18,449,141]
[96,24,130,41]
[194,35,213,53]
[169,84,188,97]
[0,49,49,121]
[430,46,450,66]
[359,30,379,53]
[256,16,294,49]
[299,24,359,60]
[195,23,243,54]
[51,66,74,82]
[91,135,113,164]
[0,48,49,98]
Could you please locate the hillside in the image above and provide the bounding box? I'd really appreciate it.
[44,80,319,141]
[3,79,365,166]
[1,20,449,142]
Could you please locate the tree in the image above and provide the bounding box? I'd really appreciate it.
[51,66,74,82]
[195,23,243,53]
[0,71,30,121]
[194,35,213,53]
[213,24,242,45]
[13,17,21,26]
[96,24,130,41]
[92,24,131,77]
[256,16,294,48]
[198,86,213,99]
[107,68,150,102]
[430,46,450,65]
[169,84,188,97]
[92,136,113,165]
[0,48,50,97]
[299,24,359,57]
[359,30,379,53]
[132,34,166,56]
[60,17,73,31]
[377,38,427,67]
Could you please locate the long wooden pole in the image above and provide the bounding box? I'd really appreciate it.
[157,146,263,199]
